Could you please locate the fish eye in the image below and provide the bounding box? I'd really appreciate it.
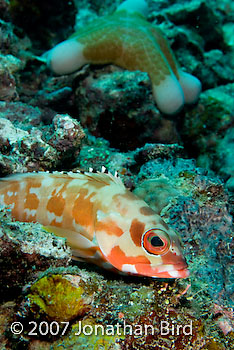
[142,228,170,255]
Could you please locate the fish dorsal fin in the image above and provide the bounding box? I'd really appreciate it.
[0,167,125,188]
[67,167,125,188]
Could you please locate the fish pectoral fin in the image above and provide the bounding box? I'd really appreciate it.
[71,255,85,262]
[42,225,94,250]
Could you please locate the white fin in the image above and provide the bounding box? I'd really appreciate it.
[43,226,94,248]
[67,169,125,188]
[0,169,125,188]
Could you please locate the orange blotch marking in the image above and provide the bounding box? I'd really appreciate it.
[22,212,37,222]
[140,206,155,216]
[108,246,150,269]
[47,195,65,216]
[49,219,62,227]
[72,189,95,228]
[119,191,139,201]
[133,260,175,278]
[129,218,145,247]
[96,219,124,237]
[27,214,36,221]
[24,193,39,210]
[135,262,157,276]
[2,183,20,220]
[4,182,19,205]
[24,179,41,210]
[47,188,66,216]
[4,194,17,206]
[26,179,41,189]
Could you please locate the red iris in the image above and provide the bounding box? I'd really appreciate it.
[143,229,170,255]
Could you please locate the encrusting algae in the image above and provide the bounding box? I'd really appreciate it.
[27,274,90,322]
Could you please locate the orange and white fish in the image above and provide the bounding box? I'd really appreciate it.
[0,170,189,278]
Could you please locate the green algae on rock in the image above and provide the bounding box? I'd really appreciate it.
[27,274,90,322]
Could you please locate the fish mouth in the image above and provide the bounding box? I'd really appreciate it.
[134,261,190,279]
[173,260,188,271]
[177,263,190,277]
[152,265,190,279]
[157,261,190,278]
[171,267,190,278]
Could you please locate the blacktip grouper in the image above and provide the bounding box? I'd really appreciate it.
[0,170,189,278]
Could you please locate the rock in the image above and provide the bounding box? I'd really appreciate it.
[48,114,85,164]
[203,50,234,87]
[216,127,234,190]
[0,116,57,173]
[0,66,19,102]
[0,102,85,174]
[222,22,234,48]
[75,67,179,151]
[0,207,71,300]
[180,84,234,188]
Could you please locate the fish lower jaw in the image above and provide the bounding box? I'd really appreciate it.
[150,268,189,279]
[146,269,189,279]
[133,263,190,279]
[154,263,190,279]
[165,268,190,279]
